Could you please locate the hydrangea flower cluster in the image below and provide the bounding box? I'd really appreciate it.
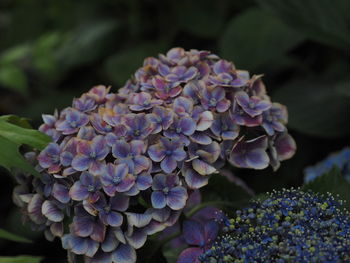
[13,48,295,262]
[198,189,350,263]
[304,147,350,183]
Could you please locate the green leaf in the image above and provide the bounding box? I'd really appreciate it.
[0,115,32,129]
[56,20,119,70]
[162,244,185,263]
[0,45,31,65]
[0,65,27,94]
[220,8,304,71]
[335,81,350,98]
[0,228,32,243]
[0,135,39,177]
[105,43,167,85]
[257,0,350,50]
[302,167,350,208]
[273,79,350,138]
[0,119,51,150]
[0,256,42,263]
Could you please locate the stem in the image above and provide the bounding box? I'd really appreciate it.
[185,200,240,218]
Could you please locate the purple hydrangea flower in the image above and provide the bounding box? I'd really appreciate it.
[151,174,188,210]
[100,163,135,196]
[200,87,231,113]
[235,91,271,117]
[229,136,269,169]
[163,117,196,146]
[56,108,89,135]
[71,136,109,174]
[14,48,296,263]
[69,172,102,203]
[129,92,163,111]
[112,140,150,174]
[148,138,187,174]
[37,143,61,174]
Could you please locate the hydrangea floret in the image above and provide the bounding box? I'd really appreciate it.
[13,48,296,262]
[197,189,350,263]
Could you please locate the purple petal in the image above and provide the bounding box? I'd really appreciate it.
[148,145,166,162]
[133,156,150,174]
[73,216,94,237]
[161,156,177,174]
[152,174,166,190]
[192,159,216,175]
[27,194,45,224]
[184,168,209,189]
[110,193,129,212]
[70,236,88,255]
[85,238,99,257]
[52,183,70,203]
[190,132,212,145]
[111,244,136,263]
[179,117,196,135]
[76,140,92,156]
[246,149,270,169]
[72,155,91,171]
[151,191,167,209]
[136,173,152,190]
[235,91,249,107]
[126,212,152,228]
[90,220,106,242]
[177,247,202,263]
[125,229,147,249]
[112,141,130,158]
[106,211,123,227]
[151,207,171,222]
[101,230,119,252]
[196,111,214,131]
[42,200,64,222]
[69,182,89,201]
[216,99,231,113]
[167,186,188,210]
[183,220,205,246]
[275,133,296,161]
[115,174,135,192]
[204,221,219,244]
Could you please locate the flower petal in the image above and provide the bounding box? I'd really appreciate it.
[151,191,167,209]
[111,244,136,263]
[167,186,188,210]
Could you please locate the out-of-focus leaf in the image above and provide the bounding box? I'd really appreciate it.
[105,43,167,85]
[0,256,42,263]
[162,244,184,263]
[273,80,350,138]
[56,20,119,69]
[0,119,51,150]
[220,8,304,71]
[257,0,350,50]
[303,167,350,208]
[0,65,27,94]
[0,135,39,177]
[0,228,32,243]
[335,81,350,98]
[175,0,226,38]
[0,45,31,65]
[32,32,62,80]
[0,115,32,129]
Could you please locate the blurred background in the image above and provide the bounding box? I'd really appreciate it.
[1,0,350,262]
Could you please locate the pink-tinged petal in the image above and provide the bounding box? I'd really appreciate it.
[130,140,145,155]
[50,222,63,237]
[73,216,94,237]
[112,141,129,158]
[184,168,209,189]
[177,247,202,263]
[72,155,91,171]
[69,182,89,201]
[161,156,177,174]
[151,191,167,209]
[192,159,216,175]
[211,87,226,101]
[133,156,150,174]
[183,220,205,246]
[42,200,63,222]
[167,186,188,210]
[196,111,213,131]
[125,229,147,249]
[91,135,107,156]
[115,174,135,192]
[89,160,106,175]
[52,183,70,203]
[235,91,249,107]
[110,194,129,212]
[106,211,123,227]
[148,145,166,162]
[179,117,196,135]
[275,133,297,161]
[216,99,231,113]
[91,220,106,242]
[168,85,182,97]
[80,171,95,186]
[111,244,136,263]
[190,132,212,145]
[77,140,92,156]
[126,212,152,228]
[103,185,117,197]
[246,149,270,169]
